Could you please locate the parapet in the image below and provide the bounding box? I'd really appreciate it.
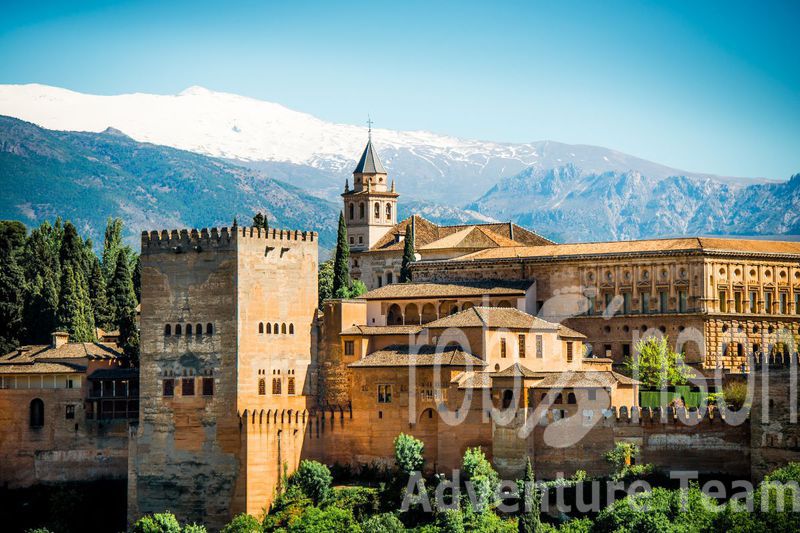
[141,225,318,253]
[534,405,748,426]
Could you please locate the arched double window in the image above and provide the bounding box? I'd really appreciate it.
[30,398,44,428]
[386,203,392,220]
[374,202,380,219]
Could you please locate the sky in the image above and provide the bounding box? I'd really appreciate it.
[0,0,798,179]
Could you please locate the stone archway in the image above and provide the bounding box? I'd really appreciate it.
[405,303,420,324]
[421,303,437,323]
[387,304,403,325]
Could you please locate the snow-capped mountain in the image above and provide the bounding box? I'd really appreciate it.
[0,83,764,206]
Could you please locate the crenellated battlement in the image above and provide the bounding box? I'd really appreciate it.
[140,225,318,253]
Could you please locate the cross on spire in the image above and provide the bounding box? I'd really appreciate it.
[367,115,374,139]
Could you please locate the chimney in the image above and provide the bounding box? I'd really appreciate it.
[52,331,69,349]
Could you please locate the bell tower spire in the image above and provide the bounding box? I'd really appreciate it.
[341,123,399,252]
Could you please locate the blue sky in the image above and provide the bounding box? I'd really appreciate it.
[1,0,798,179]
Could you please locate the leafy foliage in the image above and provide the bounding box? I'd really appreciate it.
[288,460,333,505]
[623,336,693,390]
[517,457,540,533]
[394,433,425,475]
[361,512,405,533]
[285,505,360,532]
[400,223,415,283]
[332,211,351,298]
[220,513,261,533]
[318,259,334,307]
[131,512,182,533]
[461,447,500,511]
[330,486,381,521]
[593,486,719,532]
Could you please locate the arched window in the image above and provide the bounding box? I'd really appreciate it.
[281,323,287,334]
[289,324,294,335]
[567,393,577,404]
[554,393,563,404]
[387,304,403,325]
[349,203,355,220]
[196,323,202,335]
[175,324,182,336]
[30,398,44,428]
[274,323,279,334]
[206,323,213,335]
[386,203,392,220]
[386,272,393,284]
[258,322,264,334]
[164,324,171,336]
[186,324,192,335]
[359,203,365,219]
[258,378,266,395]
[374,202,380,218]
[267,323,272,334]
[272,378,281,395]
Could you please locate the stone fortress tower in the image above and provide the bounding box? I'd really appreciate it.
[128,226,318,530]
[341,128,399,252]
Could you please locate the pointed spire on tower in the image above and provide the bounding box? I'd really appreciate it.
[345,178,349,193]
[391,179,395,192]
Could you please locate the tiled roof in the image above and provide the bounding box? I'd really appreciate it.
[340,325,423,336]
[353,139,387,174]
[491,363,542,378]
[425,307,559,330]
[349,344,486,368]
[0,361,86,375]
[452,371,492,389]
[533,370,639,388]
[436,237,800,263]
[366,215,552,253]
[0,342,122,361]
[360,280,531,300]
[557,325,587,339]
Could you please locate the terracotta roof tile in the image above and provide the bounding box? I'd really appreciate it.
[558,325,587,339]
[360,280,531,300]
[349,344,486,368]
[452,371,492,389]
[425,307,559,330]
[0,361,87,375]
[340,325,423,336]
[491,363,542,378]
[533,370,639,388]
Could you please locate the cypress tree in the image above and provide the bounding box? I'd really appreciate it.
[108,251,136,328]
[88,255,111,329]
[252,212,265,229]
[24,273,59,344]
[400,222,415,283]
[332,211,351,298]
[57,265,94,341]
[132,254,141,304]
[0,221,27,352]
[119,304,139,364]
[518,457,541,533]
[60,222,84,271]
[102,218,124,283]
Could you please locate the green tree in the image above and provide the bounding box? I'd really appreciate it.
[518,457,540,533]
[0,221,27,352]
[332,211,351,298]
[288,460,333,505]
[132,254,142,303]
[361,513,405,533]
[252,212,269,231]
[88,254,111,329]
[286,506,360,532]
[21,221,62,343]
[623,336,693,390]
[462,447,499,511]
[318,259,334,307]
[437,509,465,533]
[182,525,207,533]
[221,513,261,533]
[348,279,367,298]
[108,249,137,327]
[102,218,125,283]
[131,512,181,533]
[394,433,425,475]
[399,224,415,283]
[56,265,95,341]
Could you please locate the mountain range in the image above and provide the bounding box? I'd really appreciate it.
[0,83,798,245]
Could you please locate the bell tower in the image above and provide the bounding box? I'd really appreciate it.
[342,124,398,252]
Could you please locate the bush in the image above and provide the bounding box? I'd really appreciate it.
[593,486,719,532]
[288,460,333,505]
[394,433,425,475]
[131,512,182,533]
[221,513,261,533]
[436,509,465,533]
[330,486,381,520]
[182,525,207,533]
[361,512,405,533]
[722,380,749,410]
[461,447,500,511]
[604,442,653,481]
[264,485,312,531]
[286,506,360,532]
[25,529,53,533]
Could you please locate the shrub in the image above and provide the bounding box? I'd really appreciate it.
[182,524,207,533]
[25,529,53,533]
[286,505,360,532]
[593,486,719,532]
[264,485,312,531]
[394,433,425,475]
[461,447,500,511]
[361,512,405,533]
[436,509,465,533]
[604,442,653,481]
[722,380,749,410]
[623,336,693,390]
[131,512,182,533]
[288,460,333,505]
[221,513,261,533]
[330,486,381,520]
